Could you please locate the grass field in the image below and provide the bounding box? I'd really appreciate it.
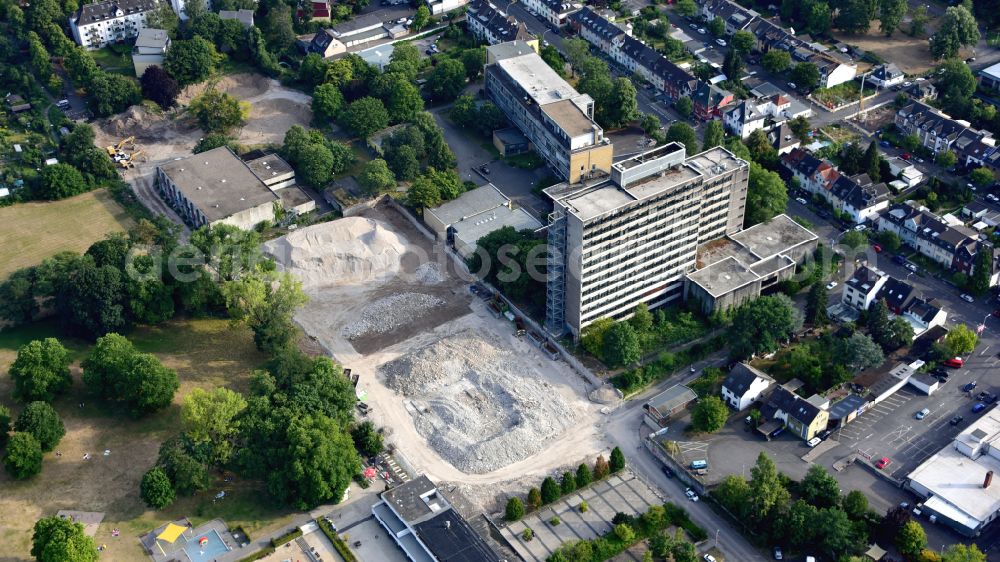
[0,317,293,561]
[0,189,134,279]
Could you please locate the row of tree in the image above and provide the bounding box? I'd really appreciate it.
[505,448,626,521]
[563,39,641,129]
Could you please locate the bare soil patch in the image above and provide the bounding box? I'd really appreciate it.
[833,22,944,75]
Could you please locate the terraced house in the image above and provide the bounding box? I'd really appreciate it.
[780,148,890,224]
[466,0,536,46]
[485,42,614,184]
[70,0,161,49]
[895,101,996,162]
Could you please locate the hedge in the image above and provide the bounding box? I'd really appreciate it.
[318,518,358,562]
[270,528,303,548]
[236,546,275,562]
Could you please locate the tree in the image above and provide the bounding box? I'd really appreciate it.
[789,116,811,141]
[703,120,724,151]
[140,65,179,108]
[815,507,855,557]
[4,432,43,479]
[762,50,792,73]
[576,463,593,487]
[311,83,345,122]
[193,133,232,154]
[709,16,725,36]
[141,467,176,509]
[541,476,561,504]
[0,405,10,448]
[842,490,869,519]
[674,96,693,117]
[13,401,65,451]
[182,387,246,464]
[691,395,729,432]
[561,471,577,494]
[358,159,396,195]
[609,77,639,127]
[970,167,995,187]
[222,270,308,354]
[82,333,179,416]
[791,62,820,90]
[9,338,72,403]
[748,453,790,524]
[351,420,384,457]
[36,163,86,200]
[723,47,744,86]
[59,124,116,182]
[406,172,443,210]
[867,299,892,344]
[805,282,829,325]
[746,163,788,225]
[412,4,430,30]
[897,520,928,559]
[862,140,881,181]
[614,522,636,543]
[629,303,653,335]
[426,59,467,102]
[84,72,142,117]
[189,88,247,134]
[805,0,832,36]
[145,2,179,36]
[910,4,929,35]
[675,0,698,17]
[640,114,661,135]
[602,322,641,367]
[610,446,626,472]
[841,229,867,249]
[528,488,542,511]
[799,465,840,508]
[506,496,525,521]
[594,455,610,479]
[835,0,872,33]
[31,516,99,562]
[971,248,994,296]
[732,30,755,53]
[837,332,885,372]
[665,122,699,155]
[931,6,980,60]
[729,294,799,360]
[157,437,211,495]
[340,97,389,138]
[163,36,218,85]
[296,142,337,188]
[460,47,486,79]
[946,324,978,356]
[370,72,424,123]
[746,129,778,168]
[942,544,987,562]
[936,150,958,169]
[879,0,906,35]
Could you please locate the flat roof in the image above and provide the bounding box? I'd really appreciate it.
[158,147,278,223]
[685,147,746,180]
[244,153,294,183]
[981,61,1000,80]
[135,28,169,49]
[686,256,760,297]
[452,206,543,245]
[728,214,818,260]
[277,186,313,208]
[541,99,595,139]
[908,409,1000,526]
[495,53,587,107]
[414,510,502,562]
[426,183,509,226]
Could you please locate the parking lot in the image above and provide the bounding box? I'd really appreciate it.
[501,469,665,562]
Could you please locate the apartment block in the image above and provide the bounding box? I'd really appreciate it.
[543,143,749,337]
[70,0,161,50]
[485,42,613,184]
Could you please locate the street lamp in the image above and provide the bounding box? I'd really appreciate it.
[715,529,720,549]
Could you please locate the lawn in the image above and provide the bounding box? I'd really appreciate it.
[0,317,283,562]
[90,46,135,77]
[811,81,863,108]
[0,189,134,279]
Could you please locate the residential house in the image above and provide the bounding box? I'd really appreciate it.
[842,265,889,311]
[980,61,1000,91]
[721,363,774,411]
[769,123,800,155]
[70,0,160,50]
[722,100,766,139]
[781,148,889,223]
[894,100,995,158]
[426,0,468,15]
[219,9,254,26]
[762,386,829,441]
[699,0,758,34]
[886,156,924,188]
[723,93,809,138]
[466,0,536,46]
[5,94,31,114]
[520,0,575,27]
[643,384,698,428]
[307,29,347,58]
[868,63,904,89]
[131,27,169,76]
[810,52,858,89]
[692,82,734,121]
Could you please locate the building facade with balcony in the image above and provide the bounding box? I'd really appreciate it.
[70,0,162,50]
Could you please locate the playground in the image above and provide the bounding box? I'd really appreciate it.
[141,518,241,562]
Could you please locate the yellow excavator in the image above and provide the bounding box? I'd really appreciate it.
[118,149,144,169]
[105,136,135,157]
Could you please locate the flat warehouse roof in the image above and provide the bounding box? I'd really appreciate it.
[244,153,294,182]
[728,214,817,260]
[452,206,543,245]
[158,147,278,223]
[426,184,509,226]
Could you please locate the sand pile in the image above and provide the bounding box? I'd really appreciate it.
[413,262,445,284]
[342,292,445,340]
[102,106,170,139]
[380,330,577,474]
[178,73,270,104]
[263,217,410,288]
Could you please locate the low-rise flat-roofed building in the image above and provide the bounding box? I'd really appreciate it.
[244,152,297,190]
[544,143,750,336]
[156,147,279,230]
[907,408,1000,536]
[424,183,542,258]
[485,42,613,184]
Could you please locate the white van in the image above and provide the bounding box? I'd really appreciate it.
[690,460,708,470]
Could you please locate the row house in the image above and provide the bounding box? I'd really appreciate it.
[569,7,699,102]
[780,148,889,224]
[699,0,758,34]
[877,203,999,285]
[895,101,995,157]
[692,82,734,121]
[842,266,948,338]
[70,0,161,50]
[520,0,575,27]
[466,0,536,46]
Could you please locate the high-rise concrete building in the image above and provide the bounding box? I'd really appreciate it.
[485,42,614,184]
[543,143,749,337]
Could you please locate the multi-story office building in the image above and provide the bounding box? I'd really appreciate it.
[543,143,749,337]
[485,42,614,184]
[70,0,161,50]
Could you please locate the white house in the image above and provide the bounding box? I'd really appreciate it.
[841,265,889,311]
[520,0,575,26]
[70,0,161,50]
[721,363,774,411]
[868,63,904,89]
[426,0,468,15]
[723,100,766,139]
[886,156,924,187]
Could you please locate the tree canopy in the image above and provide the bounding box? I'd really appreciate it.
[31,516,99,562]
[164,36,219,85]
[223,270,308,354]
[81,333,179,416]
[930,6,980,60]
[691,395,728,432]
[189,88,248,134]
[729,294,801,360]
[13,401,65,452]
[9,338,72,403]
[746,163,788,225]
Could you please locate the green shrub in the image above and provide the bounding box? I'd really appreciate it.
[579,501,589,512]
[550,516,561,526]
[270,528,303,548]
[522,528,534,541]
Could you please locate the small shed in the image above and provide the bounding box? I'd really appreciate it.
[908,372,940,395]
[643,384,698,429]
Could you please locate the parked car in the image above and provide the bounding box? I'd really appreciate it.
[875,457,891,469]
[879,140,890,147]
[962,381,977,392]
[854,224,868,231]
[905,263,919,273]
[974,402,987,413]
[716,38,726,46]
[826,281,838,290]
[689,22,698,29]
[661,465,675,478]
[704,555,717,562]
[961,293,975,303]
[806,437,822,447]
[892,254,907,265]
[697,27,707,34]
[787,82,797,90]
[950,415,965,425]
[817,429,832,440]
[685,488,699,501]
[900,153,912,160]
[690,459,708,470]
[915,408,930,420]
[872,243,882,253]
[774,546,783,560]
[795,197,808,205]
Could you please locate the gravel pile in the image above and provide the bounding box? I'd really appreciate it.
[380,330,577,474]
[342,293,445,340]
[414,262,445,284]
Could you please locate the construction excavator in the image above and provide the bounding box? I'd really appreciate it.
[118,150,144,169]
[105,136,135,157]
